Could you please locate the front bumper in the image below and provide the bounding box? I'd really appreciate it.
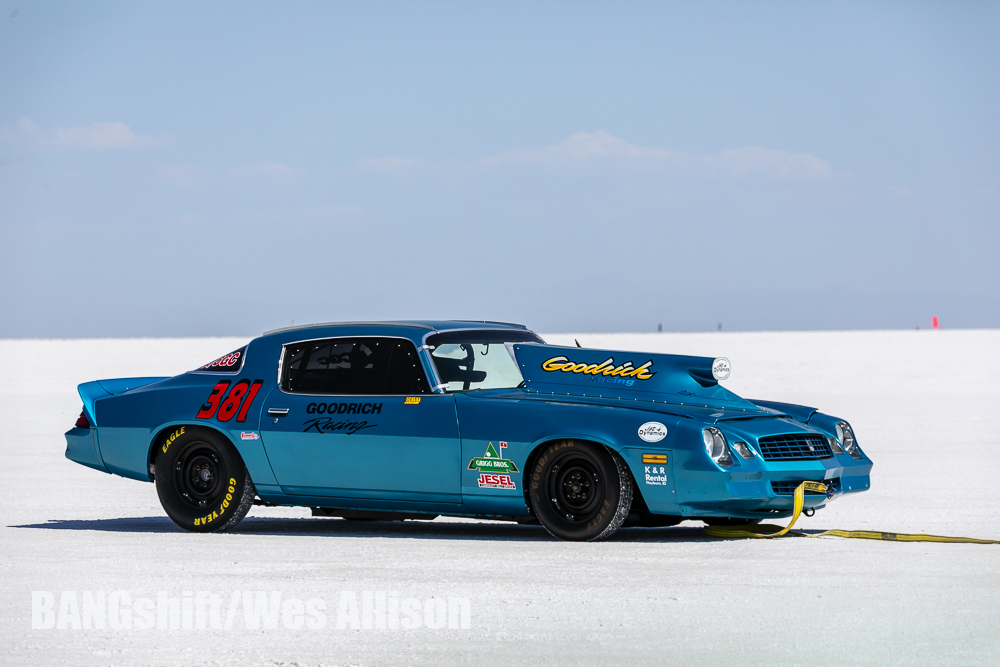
[623,442,873,519]
[678,453,872,519]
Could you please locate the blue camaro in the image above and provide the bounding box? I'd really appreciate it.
[65,321,873,541]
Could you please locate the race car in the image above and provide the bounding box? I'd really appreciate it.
[64,320,873,541]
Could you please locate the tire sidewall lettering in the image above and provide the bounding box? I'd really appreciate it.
[161,426,185,454]
[532,454,548,489]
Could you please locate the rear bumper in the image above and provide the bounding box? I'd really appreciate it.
[65,427,108,473]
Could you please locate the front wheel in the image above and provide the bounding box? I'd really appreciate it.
[529,440,632,541]
[154,426,255,533]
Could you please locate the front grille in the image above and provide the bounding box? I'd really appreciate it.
[771,479,840,496]
[757,434,833,461]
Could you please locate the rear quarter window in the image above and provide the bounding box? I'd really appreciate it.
[195,346,247,373]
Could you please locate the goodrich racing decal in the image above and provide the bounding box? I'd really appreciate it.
[301,402,382,434]
[541,356,656,382]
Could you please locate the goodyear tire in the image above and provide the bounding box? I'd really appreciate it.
[529,440,633,541]
[154,426,255,533]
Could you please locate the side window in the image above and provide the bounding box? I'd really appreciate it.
[281,337,429,395]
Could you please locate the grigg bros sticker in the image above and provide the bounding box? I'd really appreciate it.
[468,442,519,490]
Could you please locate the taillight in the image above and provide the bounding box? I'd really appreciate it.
[75,410,91,429]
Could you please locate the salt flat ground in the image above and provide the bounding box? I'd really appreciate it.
[1,330,998,667]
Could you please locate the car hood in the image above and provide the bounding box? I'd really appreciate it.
[512,343,764,415]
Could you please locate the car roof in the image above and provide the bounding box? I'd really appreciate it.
[261,320,529,337]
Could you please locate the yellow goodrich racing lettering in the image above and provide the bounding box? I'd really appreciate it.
[541,356,656,381]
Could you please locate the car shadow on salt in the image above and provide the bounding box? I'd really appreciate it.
[11,516,721,543]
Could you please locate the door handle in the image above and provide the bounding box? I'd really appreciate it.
[268,408,290,416]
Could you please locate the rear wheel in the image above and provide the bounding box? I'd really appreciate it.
[154,427,254,533]
[529,440,632,541]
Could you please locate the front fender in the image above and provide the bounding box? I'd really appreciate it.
[455,392,688,516]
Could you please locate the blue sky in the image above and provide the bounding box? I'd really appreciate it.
[1,1,997,337]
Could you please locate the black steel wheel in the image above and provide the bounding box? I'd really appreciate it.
[529,440,632,541]
[154,426,254,533]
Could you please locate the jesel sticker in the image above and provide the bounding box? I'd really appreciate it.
[468,443,519,473]
[477,473,516,490]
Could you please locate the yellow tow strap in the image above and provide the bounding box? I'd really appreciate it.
[702,481,999,544]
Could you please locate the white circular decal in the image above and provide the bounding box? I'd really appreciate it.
[637,422,668,443]
[712,357,731,381]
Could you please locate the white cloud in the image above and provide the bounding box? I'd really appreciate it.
[885,185,914,200]
[157,164,211,188]
[716,146,835,181]
[233,160,304,186]
[485,131,838,181]
[482,130,694,168]
[302,204,370,220]
[157,161,307,189]
[355,156,426,173]
[0,117,172,151]
[358,131,843,183]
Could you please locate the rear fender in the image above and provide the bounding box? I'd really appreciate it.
[147,422,278,488]
[77,381,109,426]
[77,377,170,426]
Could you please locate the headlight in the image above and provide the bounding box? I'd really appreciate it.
[702,427,734,467]
[835,421,863,460]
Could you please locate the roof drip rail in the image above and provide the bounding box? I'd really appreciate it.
[263,321,437,336]
[446,320,528,330]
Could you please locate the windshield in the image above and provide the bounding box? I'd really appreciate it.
[427,330,543,392]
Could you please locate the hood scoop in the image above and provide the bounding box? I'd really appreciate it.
[512,344,760,412]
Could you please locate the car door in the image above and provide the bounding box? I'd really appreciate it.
[258,336,462,504]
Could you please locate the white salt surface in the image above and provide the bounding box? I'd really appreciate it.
[1,330,998,666]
